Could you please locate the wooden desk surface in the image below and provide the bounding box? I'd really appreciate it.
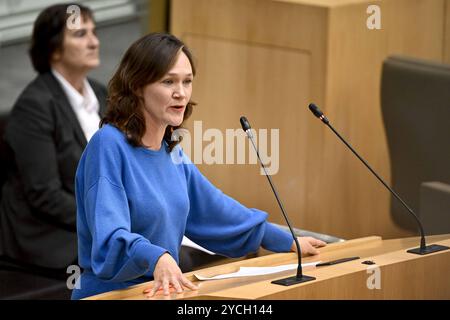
[86,234,450,300]
[274,0,376,7]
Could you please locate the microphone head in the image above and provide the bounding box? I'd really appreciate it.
[308,103,323,118]
[308,103,329,124]
[240,116,252,131]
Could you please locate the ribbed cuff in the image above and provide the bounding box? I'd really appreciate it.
[133,240,168,275]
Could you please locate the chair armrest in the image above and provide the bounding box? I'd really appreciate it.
[420,181,450,235]
[272,223,345,244]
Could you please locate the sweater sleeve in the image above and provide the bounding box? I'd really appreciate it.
[182,157,293,257]
[82,176,167,282]
[78,129,168,282]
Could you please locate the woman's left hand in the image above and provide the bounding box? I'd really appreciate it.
[291,237,326,256]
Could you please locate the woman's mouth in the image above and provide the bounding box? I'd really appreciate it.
[170,105,185,112]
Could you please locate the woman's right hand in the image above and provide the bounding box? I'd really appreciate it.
[143,253,198,297]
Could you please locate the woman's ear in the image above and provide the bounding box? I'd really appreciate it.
[134,87,143,98]
[51,49,62,63]
[133,88,145,108]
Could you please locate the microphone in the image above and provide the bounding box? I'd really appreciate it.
[308,103,449,255]
[240,116,315,285]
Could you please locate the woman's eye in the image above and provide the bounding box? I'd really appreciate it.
[162,79,173,84]
[184,79,193,84]
[74,30,86,37]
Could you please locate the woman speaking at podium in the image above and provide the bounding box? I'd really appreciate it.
[71,33,326,300]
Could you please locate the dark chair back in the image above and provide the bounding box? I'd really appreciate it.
[381,55,450,232]
[0,113,9,195]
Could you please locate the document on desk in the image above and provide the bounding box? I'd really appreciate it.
[194,261,321,281]
[181,236,216,255]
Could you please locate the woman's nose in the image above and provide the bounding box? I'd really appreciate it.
[88,32,99,48]
[173,85,186,99]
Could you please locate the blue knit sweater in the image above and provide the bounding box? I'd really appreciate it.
[71,124,292,299]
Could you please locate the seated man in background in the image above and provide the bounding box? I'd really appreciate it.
[0,3,106,275]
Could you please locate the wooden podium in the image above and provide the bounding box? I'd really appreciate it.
[87,234,450,299]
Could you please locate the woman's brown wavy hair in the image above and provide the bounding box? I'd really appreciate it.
[101,33,196,151]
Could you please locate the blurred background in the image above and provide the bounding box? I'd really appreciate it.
[0,0,149,111]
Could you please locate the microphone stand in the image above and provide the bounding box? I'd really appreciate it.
[308,103,449,255]
[240,116,315,285]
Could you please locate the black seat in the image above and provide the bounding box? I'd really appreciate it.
[0,112,9,192]
[381,55,450,234]
[0,256,72,300]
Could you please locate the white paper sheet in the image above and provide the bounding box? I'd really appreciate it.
[194,261,320,281]
[181,236,216,255]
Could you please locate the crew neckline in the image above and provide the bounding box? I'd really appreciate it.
[137,140,169,156]
[104,124,170,156]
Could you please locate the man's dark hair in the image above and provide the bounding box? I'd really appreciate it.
[29,3,94,73]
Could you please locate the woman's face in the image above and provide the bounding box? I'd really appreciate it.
[140,51,193,129]
[52,17,100,72]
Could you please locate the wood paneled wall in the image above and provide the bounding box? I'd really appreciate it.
[169,0,447,239]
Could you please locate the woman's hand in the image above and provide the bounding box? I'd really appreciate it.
[143,253,198,297]
[291,237,326,256]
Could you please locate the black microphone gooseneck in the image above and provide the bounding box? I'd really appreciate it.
[240,116,315,285]
[308,103,449,255]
